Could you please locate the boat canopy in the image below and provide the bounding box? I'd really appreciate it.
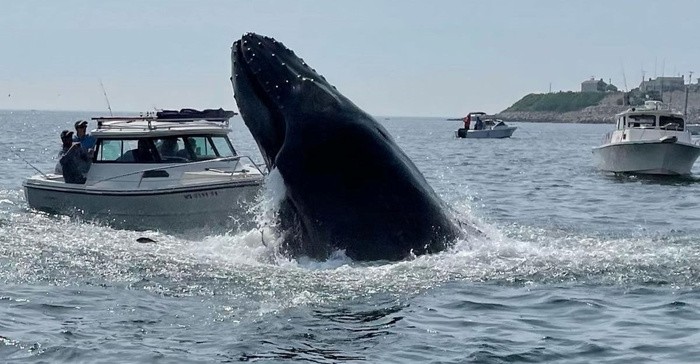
[614,103,686,131]
[155,108,236,121]
[93,108,236,124]
[90,108,237,137]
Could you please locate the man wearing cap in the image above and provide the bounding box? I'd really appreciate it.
[54,130,74,174]
[72,120,96,152]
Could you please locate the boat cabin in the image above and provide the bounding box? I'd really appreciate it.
[614,101,685,132]
[91,109,239,164]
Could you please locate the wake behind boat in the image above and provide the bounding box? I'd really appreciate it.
[455,112,517,139]
[23,109,265,230]
[592,101,700,175]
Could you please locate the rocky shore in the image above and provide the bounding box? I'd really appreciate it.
[494,90,700,124]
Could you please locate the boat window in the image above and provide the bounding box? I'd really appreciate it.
[154,137,190,162]
[627,114,655,128]
[178,136,236,160]
[96,139,124,161]
[659,115,684,131]
[211,136,236,158]
[95,139,159,163]
[181,136,208,160]
[95,136,237,163]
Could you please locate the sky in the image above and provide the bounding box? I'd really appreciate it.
[2,0,699,117]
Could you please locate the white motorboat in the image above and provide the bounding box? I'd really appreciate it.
[23,109,265,230]
[456,112,517,139]
[592,101,700,175]
[685,123,700,135]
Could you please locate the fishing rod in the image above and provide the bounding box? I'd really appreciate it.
[99,79,113,116]
[8,147,47,178]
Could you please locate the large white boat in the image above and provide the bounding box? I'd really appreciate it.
[592,101,700,175]
[23,109,265,230]
[456,112,517,139]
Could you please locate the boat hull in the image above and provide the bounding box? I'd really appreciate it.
[592,141,700,175]
[456,127,517,139]
[23,179,262,231]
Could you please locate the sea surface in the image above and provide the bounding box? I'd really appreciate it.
[1,110,700,363]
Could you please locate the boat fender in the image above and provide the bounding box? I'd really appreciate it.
[660,136,678,144]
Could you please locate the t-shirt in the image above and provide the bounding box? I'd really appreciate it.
[73,134,97,151]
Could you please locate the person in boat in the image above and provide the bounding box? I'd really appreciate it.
[59,141,92,184]
[117,139,157,163]
[474,116,484,130]
[133,139,156,163]
[177,137,197,159]
[73,120,96,154]
[463,114,471,130]
[54,130,74,174]
[158,137,179,158]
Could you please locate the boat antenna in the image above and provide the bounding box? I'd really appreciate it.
[685,71,692,116]
[8,147,47,178]
[99,79,113,116]
[621,62,628,92]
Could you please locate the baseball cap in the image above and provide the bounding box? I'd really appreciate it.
[74,120,88,128]
[60,130,74,139]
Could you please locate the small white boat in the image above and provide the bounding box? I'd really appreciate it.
[686,123,700,135]
[23,109,265,230]
[456,112,517,139]
[592,101,700,175]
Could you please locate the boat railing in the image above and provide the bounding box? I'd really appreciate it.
[89,155,266,187]
[92,117,231,131]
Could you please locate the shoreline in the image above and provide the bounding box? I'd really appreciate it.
[494,89,700,124]
[494,111,617,124]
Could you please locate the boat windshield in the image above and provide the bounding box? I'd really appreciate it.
[95,135,237,163]
[659,115,684,130]
[627,114,656,128]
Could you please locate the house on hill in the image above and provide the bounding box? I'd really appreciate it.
[639,76,685,92]
[581,78,617,92]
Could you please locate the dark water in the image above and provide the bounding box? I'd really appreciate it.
[1,110,700,363]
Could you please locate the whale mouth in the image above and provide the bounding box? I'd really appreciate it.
[232,33,343,170]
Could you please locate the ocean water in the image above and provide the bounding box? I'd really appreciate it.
[1,110,700,363]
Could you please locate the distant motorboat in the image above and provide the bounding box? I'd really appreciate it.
[686,123,700,135]
[455,112,517,139]
[592,101,700,175]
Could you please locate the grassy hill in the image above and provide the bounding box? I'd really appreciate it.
[503,92,608,113]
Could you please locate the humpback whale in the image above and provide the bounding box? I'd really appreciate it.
[231,33,460,261]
